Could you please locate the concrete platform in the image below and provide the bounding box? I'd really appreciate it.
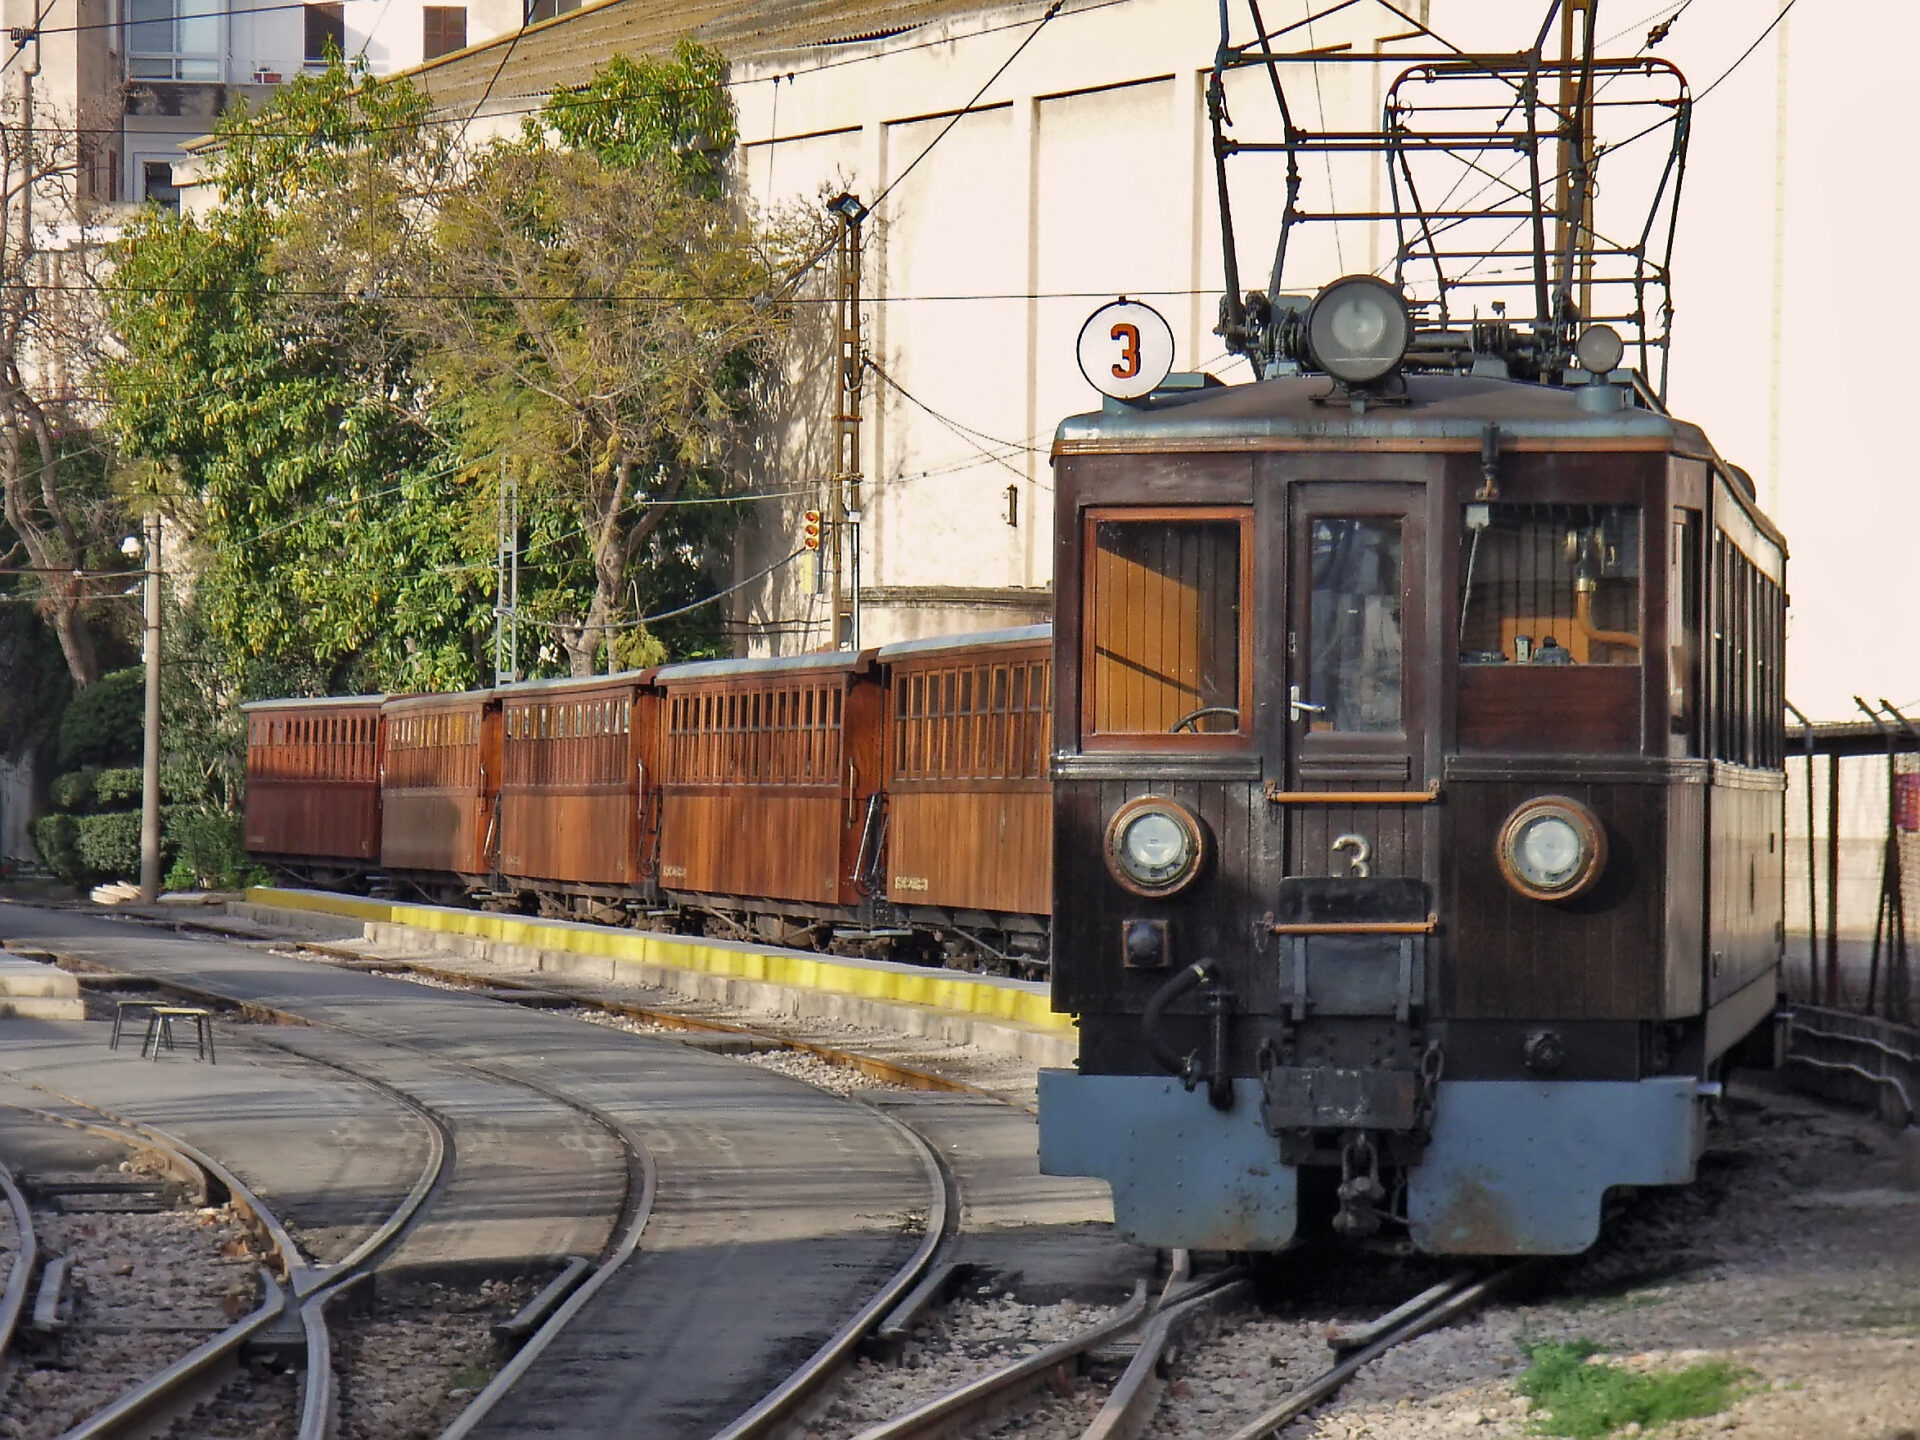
[0,954,83,1020]
[231,888,1078,1068]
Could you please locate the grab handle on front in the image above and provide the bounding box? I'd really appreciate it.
[1289,684,1326,723]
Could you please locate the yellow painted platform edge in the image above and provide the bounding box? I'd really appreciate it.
[245,887,1076,1033]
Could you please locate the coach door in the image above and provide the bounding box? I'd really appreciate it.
[1281,482,1431,882]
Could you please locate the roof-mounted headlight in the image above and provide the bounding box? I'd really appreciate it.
[1574,324,1624,375]
[1306,275,1411,385]
[1105,797,1207,899]
[1495,796,1607,902]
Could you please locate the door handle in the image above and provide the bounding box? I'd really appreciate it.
[1289,685,1326,722]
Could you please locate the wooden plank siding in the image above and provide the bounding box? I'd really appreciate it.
[242,699,385,862]
[498,676,656,889]
[380,693,500,877]
[884,637,1053,918]
[656,662,880,908]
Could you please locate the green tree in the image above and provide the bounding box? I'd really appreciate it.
[388,44,820,675]
[106,58,490,694]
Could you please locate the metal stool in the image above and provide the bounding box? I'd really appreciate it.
[109,999,165,1051]
[143,1006,216,1063]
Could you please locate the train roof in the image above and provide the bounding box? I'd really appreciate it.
[1054,370,1783,551]
[383,688,496,713]
[1055,372,1707,452]
[876,624,1051,663]
[494,669,658,698]
[240,694,385,712]
[654,649,876,684]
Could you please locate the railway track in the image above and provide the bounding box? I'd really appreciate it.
[0,904,974,1440]
[824,1262,1524,1440]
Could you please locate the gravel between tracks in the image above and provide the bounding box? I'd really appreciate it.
[1141,1077,1920,1440]
[335,1274,539,1440]
[0,1197,267,1439]
[809,1293,1119,1438]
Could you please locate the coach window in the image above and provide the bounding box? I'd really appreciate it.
[1082,508,1251,744]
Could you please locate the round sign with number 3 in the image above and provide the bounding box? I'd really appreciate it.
[1076,299,1176,401]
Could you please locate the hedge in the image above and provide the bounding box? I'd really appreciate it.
[29,814,79,884]
[58,667,143,769]
[73,811,143,880]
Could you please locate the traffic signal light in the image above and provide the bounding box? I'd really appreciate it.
[802,509,822,551]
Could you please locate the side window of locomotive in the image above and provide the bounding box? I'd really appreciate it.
[1457,503,1642,665]
[1307,518,1404,733]
[1669,509,1701,756]
[1084,513,1247,741]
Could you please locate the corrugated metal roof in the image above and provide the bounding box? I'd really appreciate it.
[412,0,1037,114]
[494,669,658,696]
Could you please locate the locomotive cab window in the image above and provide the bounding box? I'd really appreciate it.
[1458,503,1642,664]
[1082,508,1251,745]
[1456,502,1645,754]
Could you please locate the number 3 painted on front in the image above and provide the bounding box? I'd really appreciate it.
[1110,323,1141,380]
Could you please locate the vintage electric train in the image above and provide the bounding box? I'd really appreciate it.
[1034,276,1786,1256]
[242,625,1057,972]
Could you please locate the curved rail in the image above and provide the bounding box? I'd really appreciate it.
[0,1158,37,1369]
[1220,1265,1528,1440]
[846,1280,1151,1440]
[12,1080,449,1440]
[1083,1275,1251,1440]
[711,1105,954,1440]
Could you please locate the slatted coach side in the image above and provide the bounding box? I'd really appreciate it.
[242,696,385,873]
[879,627,1054,938]
[380,690,501,887]
[497,672,660,909]
[654,651,882,921]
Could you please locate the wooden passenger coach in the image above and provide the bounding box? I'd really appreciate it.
[241,696,384,873]
[879,627,1053,953]
[497,672,658,913]
[654,651,884,925]
[380,690,501,888]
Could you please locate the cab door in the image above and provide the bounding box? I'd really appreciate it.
[1282,482,1430,881]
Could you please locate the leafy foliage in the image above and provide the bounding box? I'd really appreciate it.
[58,667,143,769]
[94,768,145,807]
[50,770,97,811]
[106,58,489,696]
[73,811,144,880]
[1516,1342,1745,1437]
[29,814,79,884]
[165,806,258,890]
[538,42,737,193]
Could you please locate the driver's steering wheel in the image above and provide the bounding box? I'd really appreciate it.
[1170,705,1241,733]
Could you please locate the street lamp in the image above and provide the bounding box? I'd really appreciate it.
[125,516,162,902]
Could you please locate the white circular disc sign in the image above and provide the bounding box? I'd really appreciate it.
[1077,299,1176,400]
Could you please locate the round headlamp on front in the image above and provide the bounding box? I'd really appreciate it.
[1105,797,1207,898]
[1306,275,1412,385]
[1574,323,1625,375]
[1495,796,1607,902]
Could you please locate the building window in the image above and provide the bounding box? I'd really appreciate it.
[422,6,466,59]
[526,0,579,22]
[128,0,220,80]
[142,161,179,212]
[304,2,344,67]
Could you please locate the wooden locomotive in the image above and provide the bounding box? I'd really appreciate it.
[1035,273,1785,1253]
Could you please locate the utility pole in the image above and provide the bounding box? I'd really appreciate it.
[827,192,868,651]
[138,511,162,902]
[1550,0,1598,327]
[494,460,520,685]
